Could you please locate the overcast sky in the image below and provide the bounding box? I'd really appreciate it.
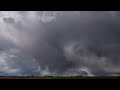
[0,11,120,76]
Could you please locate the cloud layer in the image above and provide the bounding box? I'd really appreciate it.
[0,11,120,76]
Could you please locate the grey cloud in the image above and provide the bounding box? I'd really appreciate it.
[0,47,39,76]
[3,17,15,24]
[34,11,120,75]
[1,11,120,76]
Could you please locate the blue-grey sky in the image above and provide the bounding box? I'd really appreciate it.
[0,11,120,76]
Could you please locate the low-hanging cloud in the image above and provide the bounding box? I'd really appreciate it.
[0,11,120,76]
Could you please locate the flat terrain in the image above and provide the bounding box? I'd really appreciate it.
[0,76,120,79]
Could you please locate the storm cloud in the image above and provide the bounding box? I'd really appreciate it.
[0,11,120,76]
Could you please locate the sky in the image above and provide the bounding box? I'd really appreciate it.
[0,11,120,76]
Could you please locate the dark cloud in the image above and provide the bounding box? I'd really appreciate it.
[3,17,15,24]
[1,11,120,76]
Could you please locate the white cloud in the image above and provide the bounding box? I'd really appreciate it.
[64,67,94,76]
